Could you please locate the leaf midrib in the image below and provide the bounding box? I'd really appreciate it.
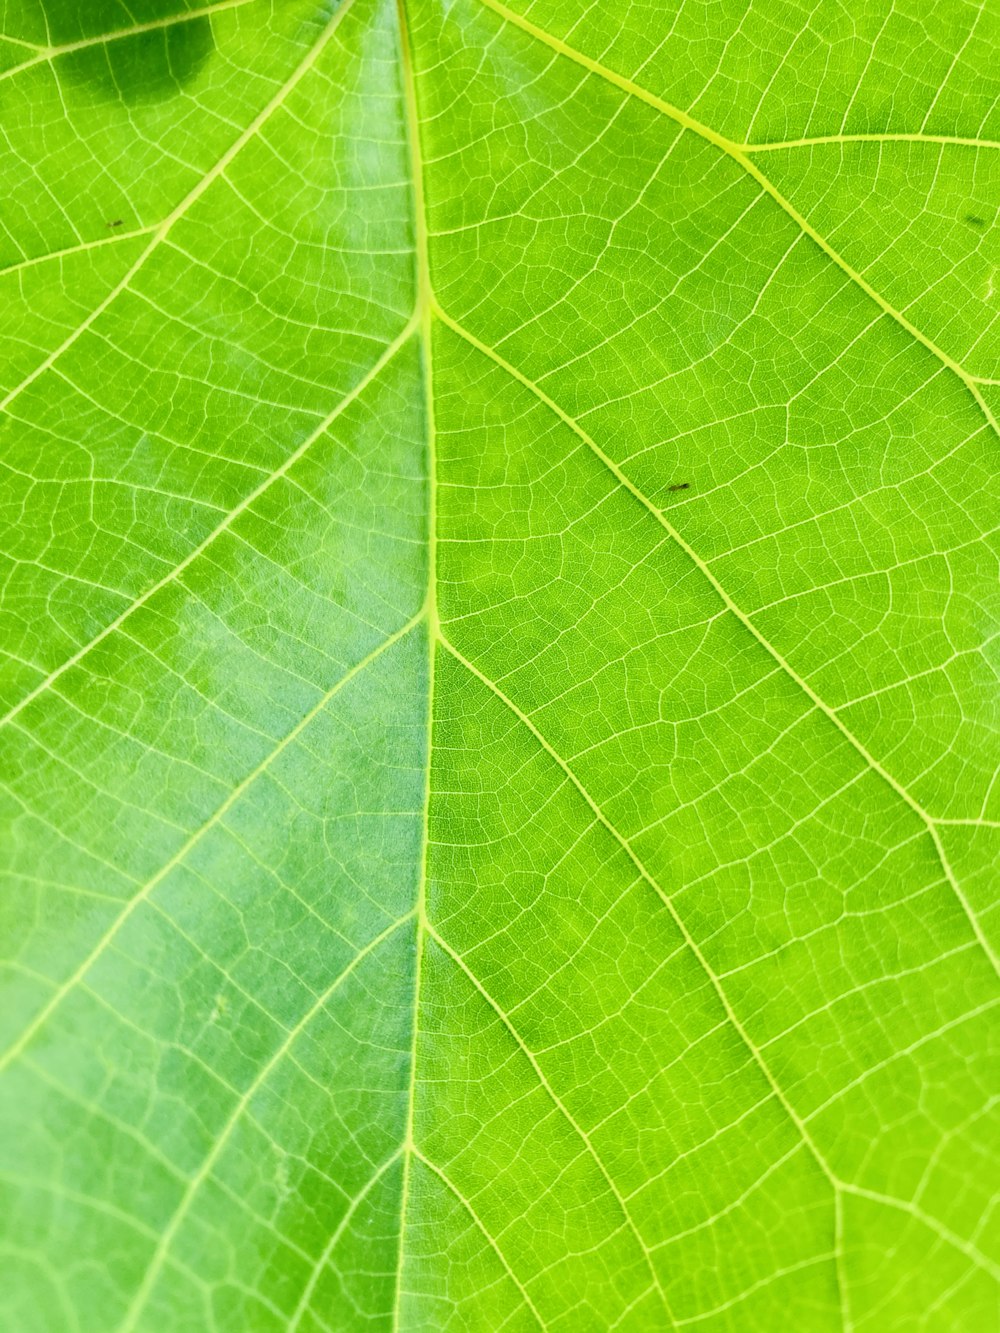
[392,0,436,1324]
[4,2,997,1325]
[395,2,794,1327]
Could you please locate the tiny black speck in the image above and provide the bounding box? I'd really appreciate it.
[107,219,123,228]
[667,482,690,492]
[966,214,986,227]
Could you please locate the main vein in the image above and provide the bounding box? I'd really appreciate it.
[392,3,435,1329]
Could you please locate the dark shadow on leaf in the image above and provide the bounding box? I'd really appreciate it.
[31,0,214,102]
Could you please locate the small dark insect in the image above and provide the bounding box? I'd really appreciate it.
[667,482,690,492]
[106,219,123,228]
[966,214,986,227]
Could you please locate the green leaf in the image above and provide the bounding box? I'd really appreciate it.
[1,0,998,1328]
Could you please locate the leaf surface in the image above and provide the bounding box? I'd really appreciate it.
[1,0,998,1329]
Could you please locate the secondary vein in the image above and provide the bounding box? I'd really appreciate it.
[475,0,1000,442]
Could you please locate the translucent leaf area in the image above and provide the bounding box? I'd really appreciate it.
[1,0,998,1328]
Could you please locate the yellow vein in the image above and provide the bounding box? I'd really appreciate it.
[0,314,417,732]
[0,614,424,1077]
[435,303,999,978]
[439,636,864,1324]
[0,0,358,416]
[740,132,1000,153]
[118,914,415,1332]
[429,922,678,1328]
[414,1149,548,1331]
[806,996,1000,1121]
[393,4,436,1329]
[476,0,999,439]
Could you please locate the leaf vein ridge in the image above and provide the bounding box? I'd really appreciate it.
[475,0,1000,440]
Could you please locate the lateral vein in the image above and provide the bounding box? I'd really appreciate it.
[475,0,1000,438]
[434,303,998,978]
[0,315,418,732]
[0,614,425,1077]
